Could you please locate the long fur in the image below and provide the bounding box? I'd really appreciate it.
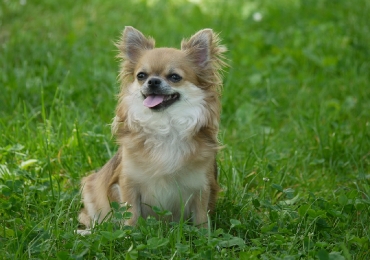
[79,26,227,229]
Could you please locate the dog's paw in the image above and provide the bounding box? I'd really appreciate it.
[76,229,92,236]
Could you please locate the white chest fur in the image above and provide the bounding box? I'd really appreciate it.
[133,164,208,220]
[122,81,211,174]
[120,82,213,219]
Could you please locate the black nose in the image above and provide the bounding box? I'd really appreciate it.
[147,77,162,88]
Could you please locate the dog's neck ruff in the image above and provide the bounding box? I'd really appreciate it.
[121,83,213,175]
[125,82,210,137]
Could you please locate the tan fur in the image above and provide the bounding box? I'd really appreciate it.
[79,26,227,229]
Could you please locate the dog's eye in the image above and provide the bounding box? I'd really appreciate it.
[168,74,182,82]
[137,72,147,80]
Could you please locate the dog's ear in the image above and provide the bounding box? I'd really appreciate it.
[117,26,155,63]
[181,29,227,89]
[181,29,213,68]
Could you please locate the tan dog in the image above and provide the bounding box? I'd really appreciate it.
[79,26,227,229]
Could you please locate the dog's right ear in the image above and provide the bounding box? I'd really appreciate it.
[117,26,155,63]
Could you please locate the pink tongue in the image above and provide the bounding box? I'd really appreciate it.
[143,95,165,108]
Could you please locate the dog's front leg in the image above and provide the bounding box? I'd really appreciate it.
[119,179,141,226]
[192,188,210,228]
[125,194,141,226]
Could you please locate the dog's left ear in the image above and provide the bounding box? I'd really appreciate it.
[181,29,213,68]
[181,29,227,88]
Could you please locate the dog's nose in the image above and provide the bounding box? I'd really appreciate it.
[147,77,162,89]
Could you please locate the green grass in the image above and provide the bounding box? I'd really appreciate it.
[1,0,369,259]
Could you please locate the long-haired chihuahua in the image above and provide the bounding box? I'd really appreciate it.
[78,26,227,229]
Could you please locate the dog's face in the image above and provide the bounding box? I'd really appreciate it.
[134,48,199,111]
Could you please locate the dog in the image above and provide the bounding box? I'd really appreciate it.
[78,26,227,229]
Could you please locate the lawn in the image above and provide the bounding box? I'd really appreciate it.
[1,0,369,259]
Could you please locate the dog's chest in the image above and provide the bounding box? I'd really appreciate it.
[133,166,208,219]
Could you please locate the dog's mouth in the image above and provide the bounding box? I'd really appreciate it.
[142,93,180,110]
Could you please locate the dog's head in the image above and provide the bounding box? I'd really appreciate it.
[114,27,226,134]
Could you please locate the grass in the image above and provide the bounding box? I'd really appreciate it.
[1,0,369,259]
